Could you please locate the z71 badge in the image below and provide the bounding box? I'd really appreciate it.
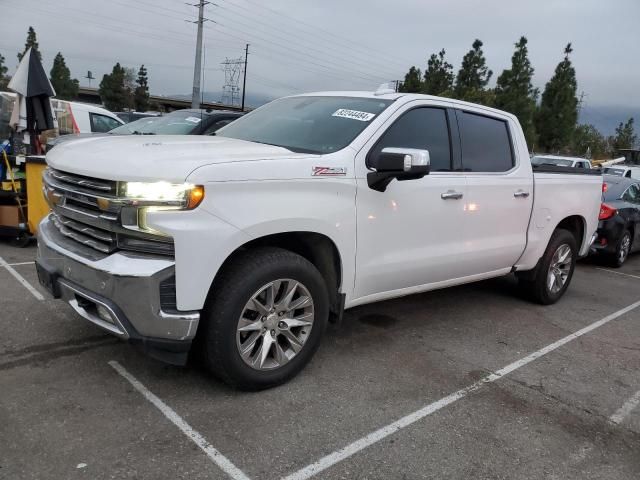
[312,166,347,176]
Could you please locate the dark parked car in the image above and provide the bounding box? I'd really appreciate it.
[46,109,243,150]
[124,109,243,135]
[593,175,640,266]
[115,111,161,123]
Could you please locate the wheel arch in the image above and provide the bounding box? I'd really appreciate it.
[555,215,587,252]
[207,231,344,321]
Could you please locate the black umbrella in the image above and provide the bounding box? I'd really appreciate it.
[8,47,56,149]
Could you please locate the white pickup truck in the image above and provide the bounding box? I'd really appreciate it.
[36,91,603,389]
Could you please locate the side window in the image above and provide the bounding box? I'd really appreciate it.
[90,113,122,133]
[625,170,632,178]
[623,184,640,204]
[459,111,514,172]
[575,162,585,169]
[202,118,235,135]
[369,107,452,171]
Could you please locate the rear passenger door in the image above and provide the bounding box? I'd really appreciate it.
[456,109,533,275]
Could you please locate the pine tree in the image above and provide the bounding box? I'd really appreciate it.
[50,52,79,100]
[571,124,607,158]
[536,44,578,152]
[613,118,637,150]
[99,63,128,111]
[0,53,8,91]
[454,39,493,104]
[17,26,42,63]
[423,49,454,96]
[494,37,539,147]
[134,65,150,112]
[398,66,422,93]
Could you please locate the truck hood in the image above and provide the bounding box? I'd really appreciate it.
[45,135,312,182]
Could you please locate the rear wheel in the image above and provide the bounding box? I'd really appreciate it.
[199,247,329,390]
[519,229,577,305]
[607,230,631,268]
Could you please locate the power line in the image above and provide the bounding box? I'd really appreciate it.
[213,2,399,81]
[224,0,416,70]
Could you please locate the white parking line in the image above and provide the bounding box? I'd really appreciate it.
[610,389,640,424]
[0,256,44,301]
[108,361,251,480]
[595,268,640,280]
[282,299,640,480]
[5,261,35,267]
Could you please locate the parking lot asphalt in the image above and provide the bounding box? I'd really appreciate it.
[1,240,639,480]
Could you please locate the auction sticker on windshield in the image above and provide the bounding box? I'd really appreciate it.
[184,117,202,123]
[332,109,376,122]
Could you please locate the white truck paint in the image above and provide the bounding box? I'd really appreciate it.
[37,91,603,389]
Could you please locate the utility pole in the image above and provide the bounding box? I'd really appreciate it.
[190,0,209,109]
[241,44,249,111]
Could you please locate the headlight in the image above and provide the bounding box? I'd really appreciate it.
[122,182,205,210]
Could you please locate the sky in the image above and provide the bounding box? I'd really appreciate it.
[2,0,639,121]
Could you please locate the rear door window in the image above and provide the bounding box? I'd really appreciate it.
[458,111,514,172]
[623,184,640,204]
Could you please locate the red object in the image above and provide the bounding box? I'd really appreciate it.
[598,203,616,220]
[602,182,608,193]
[599,237,608,246]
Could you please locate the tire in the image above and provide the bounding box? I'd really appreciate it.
[199,247,329,390]
[606,230,631,268]
[519,228,577,305]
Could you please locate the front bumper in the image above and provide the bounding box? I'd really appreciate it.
[36,216,200,364]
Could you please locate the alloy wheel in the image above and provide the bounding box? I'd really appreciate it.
[547,243,573,294]
[236,279,314,370]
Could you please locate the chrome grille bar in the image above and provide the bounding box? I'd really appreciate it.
[49,169,116,193]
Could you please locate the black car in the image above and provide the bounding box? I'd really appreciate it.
[120,109,243,135]
[593,175,640,266]
[47,109,243,150]
[115,111,161,123]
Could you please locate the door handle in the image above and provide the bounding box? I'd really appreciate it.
[441,190,464,200]
[514,190,530,198]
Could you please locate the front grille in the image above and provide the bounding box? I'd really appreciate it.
[44,168,174,258]
[49,169,118,195]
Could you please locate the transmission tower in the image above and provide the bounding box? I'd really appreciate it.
[221,57,244,106]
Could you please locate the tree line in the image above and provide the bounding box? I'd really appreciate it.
[0,26,152,112]
[400,37,636,157]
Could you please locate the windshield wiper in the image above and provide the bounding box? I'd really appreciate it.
[130,131,156,135]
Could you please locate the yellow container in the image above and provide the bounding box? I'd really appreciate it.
[26,156,49,234]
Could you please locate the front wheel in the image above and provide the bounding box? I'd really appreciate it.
[199,247,329,390]
[519,228,577,305]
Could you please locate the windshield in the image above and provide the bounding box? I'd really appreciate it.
[216,96,393,154]
[603,167,624,177]
[531,156,573,167]
[109,117,159,134]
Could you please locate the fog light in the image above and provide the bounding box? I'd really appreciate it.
[96,304,113,323]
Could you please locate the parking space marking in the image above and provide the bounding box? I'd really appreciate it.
[4,261,35,267]
[0,256,44,301]
[282,299,640,480]
[595,268,640,280]
[610,389,640,424]
[108,361,252,480]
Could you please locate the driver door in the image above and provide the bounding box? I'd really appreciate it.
[353,102,470,301]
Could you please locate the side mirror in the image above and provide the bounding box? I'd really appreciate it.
[367,148,430,192]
